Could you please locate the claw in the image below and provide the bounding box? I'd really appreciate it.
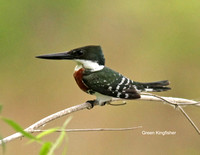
[86,100,97,109]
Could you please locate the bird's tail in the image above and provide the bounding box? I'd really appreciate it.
[135,80,171,92]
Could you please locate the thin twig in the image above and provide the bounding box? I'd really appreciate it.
[140,93,200,106]
[0,102,95,144]
[1,95,199,145]
[141,93,178,106]
[32,126,142,133]
[140,93,200,135]
[178,106,200,135]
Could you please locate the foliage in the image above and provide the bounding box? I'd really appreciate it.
[1,116,72,155]
[0,105,6,154]
[0,105,2,114]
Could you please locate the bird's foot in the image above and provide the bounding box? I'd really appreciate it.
[86,100,110,109]
[99,100,111,106]
[86,100,98,109]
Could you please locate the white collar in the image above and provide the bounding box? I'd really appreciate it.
[75,59,104,72]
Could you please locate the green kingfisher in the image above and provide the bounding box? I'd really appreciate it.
[36,45,170,106]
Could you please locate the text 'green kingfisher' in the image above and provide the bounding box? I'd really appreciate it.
[36,45,171,106]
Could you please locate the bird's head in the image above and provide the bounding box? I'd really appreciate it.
[36,45,105,67]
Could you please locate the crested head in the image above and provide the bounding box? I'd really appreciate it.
[36,45,105,66]
[36,45,106,71]
[70,45,105,66]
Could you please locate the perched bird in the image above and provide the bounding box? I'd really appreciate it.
[36,45,170,106]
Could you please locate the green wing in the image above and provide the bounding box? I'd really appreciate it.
[82,67,140,99]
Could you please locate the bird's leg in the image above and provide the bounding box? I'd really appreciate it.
[86,100,111,109]
[108,101,127,106]
[98,100,111,106]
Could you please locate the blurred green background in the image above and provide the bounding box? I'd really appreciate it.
[1,0,200,154]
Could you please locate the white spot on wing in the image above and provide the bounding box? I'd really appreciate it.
[117,92,121,98]
[116,85,120,90]
[115,77,126,91]
[125,79,130,85]
[119,77,126,85]
[133,85,141,92]
[108,86,112,91]
[125,93,129,98]
[145,88,153,92]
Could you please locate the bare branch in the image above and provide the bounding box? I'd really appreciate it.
[140,93,200,106]
[178,106,200,135]
[32,126,142,133]
[0,102,94,144]
[141,93,200,135]
[0,94,199,145]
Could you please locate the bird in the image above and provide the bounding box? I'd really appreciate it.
[36,45,171,107]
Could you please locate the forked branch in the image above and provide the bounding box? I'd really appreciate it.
[0,94,199,145]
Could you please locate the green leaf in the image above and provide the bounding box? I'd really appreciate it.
[2,117,38,141]
[28,128,59,145]
[61,135,69,155]
[0,135,6,154]
[48,130,66,155]
[40,142,52,155]
[0,105,2,114]
[48,116,72,155]
[62,116,72,128]
[36,128,59,139]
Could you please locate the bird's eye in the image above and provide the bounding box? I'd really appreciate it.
[75,50,84,56]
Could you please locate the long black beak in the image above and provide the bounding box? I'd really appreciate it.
[35,51,73,60]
